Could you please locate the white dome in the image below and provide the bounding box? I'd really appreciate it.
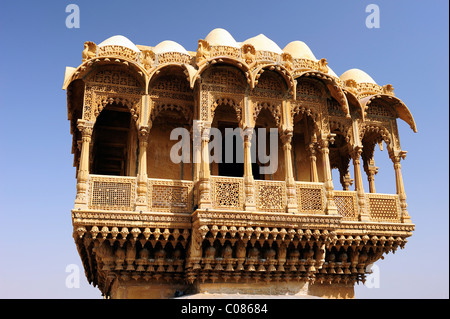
[340,68,377,84]
[98,35,140,52]
[153,40,189,55]
[283,41,317,61]
[204,28,239,48]
[242,34,283,54]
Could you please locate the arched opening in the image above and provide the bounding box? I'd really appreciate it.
[254,107,283,180]
[292,112,321,182]
[211,102,249,178]
[147,67,194,180]
[91,102,137,176]
[147,107,192,180]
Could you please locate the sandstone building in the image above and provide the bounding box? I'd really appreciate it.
[63,29,416,298]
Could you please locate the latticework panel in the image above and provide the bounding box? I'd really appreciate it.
[148,179,193,213]
[211,176,244,210]
[89,175,136,211]
[367,193,401,223]
[255,180,286,212]
[334,191,358,220]
[296,182,325,214]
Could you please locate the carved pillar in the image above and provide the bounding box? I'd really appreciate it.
[281,129,297,213]
[135,125,149,211]
[191,120,202,208]
[75,119,94,209]
[364,158,378,194]
[242,127,256,211]
[342,171,354,191]
[198,121,212,209]
[318,135,338,215]
[350,146,370,221]
[307,143,319,183]
[390,151,412,223]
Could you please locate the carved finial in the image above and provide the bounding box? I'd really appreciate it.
[196,39,210,65]
[318,58,329,73]
[383,84,395,95]
[82,41,97,62]
[281,52,294,72]
[241,44,256,67]
[140,49,155,71]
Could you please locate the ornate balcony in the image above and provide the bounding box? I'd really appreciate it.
[66,30,416,298]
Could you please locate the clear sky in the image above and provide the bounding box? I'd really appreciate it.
[0,0,448,299]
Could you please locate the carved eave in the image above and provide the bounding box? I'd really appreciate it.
[148,63,197,90]
[253,64,296,98]
[342,88,365,121]
[62,56,148,91]
[360,94,417,133]
[193,57,253,89]
[296,71,351,118]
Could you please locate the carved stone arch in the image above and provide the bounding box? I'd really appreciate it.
[199,64,249,122]
[253,101,282,129]
[360,94,417,133]
[82,65,145,126]
[295,71,350,118]
[150,102,193,123]
[211,97,242,124]
[148,64,194,92]
[194,58,252,89]
[290,102,321,137]
[360,124,394,154]
[64,57,147,91]
[342,89,365,121]
[329,118,352,144]
[148,66,195,127]
[253,64,295,96]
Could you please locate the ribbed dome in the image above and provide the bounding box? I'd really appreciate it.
[153,40,189,55]
[283,41,317,61]
[98,35,140,52]
[242,34,283,54]
[340,68,377,84]
[204,28,239,48]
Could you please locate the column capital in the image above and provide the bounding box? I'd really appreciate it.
[77,119,94,137]
[280,129,293,145]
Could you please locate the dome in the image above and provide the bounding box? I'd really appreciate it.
[204,28,239,48]
[242,34,283,54]
[98,35,140,52]
[153,40,189,55]
[327,66,338,78]
[340,68,377,84]
[283,41,317,61]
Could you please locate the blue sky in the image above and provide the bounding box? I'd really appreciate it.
[0,0,448,298]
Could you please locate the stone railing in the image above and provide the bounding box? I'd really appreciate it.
[210,176,245,210]
[88,174,137,211]
[296,182,326,214]
[84,174,403,223]
[147,178,194,213]
[334,190,359,221]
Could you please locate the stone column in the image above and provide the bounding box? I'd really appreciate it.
[281,129,298,213]
[307,143,319,183]
[390,151,412,223]
[350,146,370,221]
[75,119,94,209]
[198,121,212,209]
[191,120,202,208]
[242,127,256,211]
[364,158,378,194]
[319,134,338,215]
[135,125,149,211]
